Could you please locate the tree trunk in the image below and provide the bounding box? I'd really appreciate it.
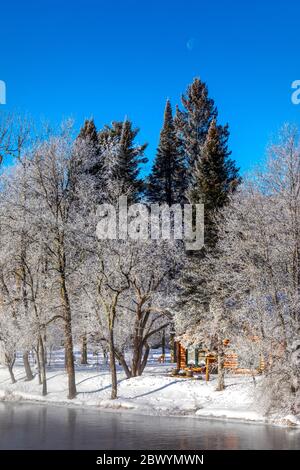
[20,249,34,382]
[216,341,225,391]
[131,322,142,377]
[23,351,34,381]
[290,337,300,413]
[20,252,34,381]
[64,320,77,399]
[161,329,166,362]
[8,364,16,384]
[64,346,67,370]
[39,336,47,396]
[102,346,108,366]
[115,349,132,379]
[170,330,177,363]
[48,345,53,367]
[139,343,150,375]
[60,270,77,399]
[6,354,16,384]
[132,343,143,377]
[108,329,117,399]
[43,332,48,364]
[81,334,88,365]
[35,345,42,385]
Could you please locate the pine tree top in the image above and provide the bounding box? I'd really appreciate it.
[78,119,98,145]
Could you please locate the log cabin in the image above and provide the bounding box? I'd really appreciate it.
[175,339,264,378]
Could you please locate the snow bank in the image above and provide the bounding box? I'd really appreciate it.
[0,362,299,427]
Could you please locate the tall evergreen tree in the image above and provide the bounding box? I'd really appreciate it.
[74,118,106,204]
[99,119,148,202]
[175,77,222,183]
[76,118,102,177]
[188,119,240,247]
[177,87,240,390]
[176,81,240,356]
[147,100,186,205]
[78,118,98,144]
[174,77,240,244]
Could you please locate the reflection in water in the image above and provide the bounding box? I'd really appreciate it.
[0,402,299,450]
[67,408,77,448]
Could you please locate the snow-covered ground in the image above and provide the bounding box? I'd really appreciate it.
[0,349,299,428]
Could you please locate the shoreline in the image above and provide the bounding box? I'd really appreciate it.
[1,361,299,430]
[0,386,298,430]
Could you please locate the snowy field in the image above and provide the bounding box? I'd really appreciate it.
[0,349,299,428]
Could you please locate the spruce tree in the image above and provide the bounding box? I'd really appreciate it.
[147,100,186,205]
[175,77,218,177]
[77,118,102,177]
[176,87,240,374]
[78,118,98,144]
[99,119,148,202]
[188,119,240,247]
[174,77,240,244]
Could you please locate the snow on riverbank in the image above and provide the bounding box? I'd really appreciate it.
[1,360,299,427]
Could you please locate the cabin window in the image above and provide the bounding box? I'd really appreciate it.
[187,348,196,366]
[197,350,206,366]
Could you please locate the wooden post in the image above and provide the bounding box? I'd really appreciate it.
[177,342,187,370]
[170,323,176,363]
[81,334,88,365]
[259,355,265,373]
[170,337,175,363]
[176,342,180,370]
[205,356,210,382]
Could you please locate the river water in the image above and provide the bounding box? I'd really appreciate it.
[0,402,299,449]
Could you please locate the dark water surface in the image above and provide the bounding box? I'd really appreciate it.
[0,402,299,449]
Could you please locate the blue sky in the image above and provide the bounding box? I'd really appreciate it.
[1,0,300,174]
